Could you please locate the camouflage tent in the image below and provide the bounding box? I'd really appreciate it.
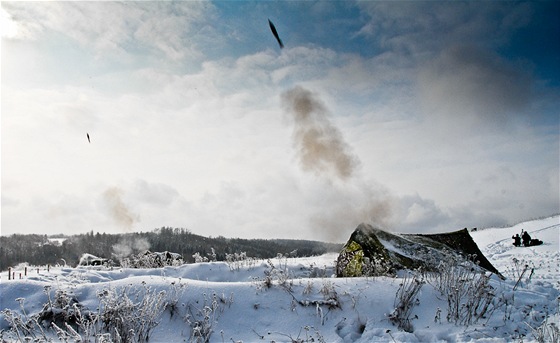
[336,223,503,278]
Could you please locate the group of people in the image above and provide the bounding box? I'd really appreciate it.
[512,230,543,247]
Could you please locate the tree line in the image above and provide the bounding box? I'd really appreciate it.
[0,227,342,270]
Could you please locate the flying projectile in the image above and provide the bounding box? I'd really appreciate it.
[268,19,284,49]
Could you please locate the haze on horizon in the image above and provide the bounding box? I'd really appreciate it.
[2,1,559,242]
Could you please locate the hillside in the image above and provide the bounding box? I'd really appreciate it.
[0,215,558,342]
[0,228,342,270]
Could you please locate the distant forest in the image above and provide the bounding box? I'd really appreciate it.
[0,227,343,271]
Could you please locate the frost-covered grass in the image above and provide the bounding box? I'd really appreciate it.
[0,215,558,342]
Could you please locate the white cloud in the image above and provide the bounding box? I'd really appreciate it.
[417,44,532,132]
[130,179,180,207]
[1,6,20,39]
[1,2,217,61]
[397,194,450,232]
[1,2,557,241]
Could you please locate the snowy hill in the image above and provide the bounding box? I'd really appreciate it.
[1,215,558,342]
[471,216,558,281]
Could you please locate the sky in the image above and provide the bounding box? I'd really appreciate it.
[1,1,559,242]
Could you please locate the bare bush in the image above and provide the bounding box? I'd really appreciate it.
[97,283,167,342]
[39,286,91,330]
[185,291,232,343]
[526,314,560,343]
[1,283,178,342]
[505,257,536,290]
[165,280,187,319]
[225,252,258,271]
[1,300,46,341]
[121,251,183,268]
[388,273,424,332]
[263,257,293,291]
[426,255,498,326]
[1,291,96,342]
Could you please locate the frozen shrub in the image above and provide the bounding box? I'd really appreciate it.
[39,286,89,329]
[308,262,329,278]
[530,319,559,343]
[426,254,498,326]
[1,299,44,341]
[192,252,208,263]
[506,257,536,290]
[263,258,293,291]
[388,273,424,332]
[208,248,217,262]
[1,291,95,342]
[185,291,232,343]
[1,283,180,342]
[52,322,82,342]
[165,280,187,319]
[262,326,327,343]
[319,280,338,302]
[121,251,183,268]
[225,251,257,271]
[97,283,167,342]
[191,248,218,264]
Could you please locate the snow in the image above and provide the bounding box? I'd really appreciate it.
[47,238,67,246]
[1,215,558,342]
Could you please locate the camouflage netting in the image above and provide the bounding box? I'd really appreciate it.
[336,224,503,278]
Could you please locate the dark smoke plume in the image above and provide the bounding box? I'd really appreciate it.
[281,86,359,181]
[103,187,139,230]
[281,86,397,240]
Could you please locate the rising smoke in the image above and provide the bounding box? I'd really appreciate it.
[103,187,139,230]
[281,86,360,181]
[112,235,150,260]
[281,86,395,240]
[102,186,147,259]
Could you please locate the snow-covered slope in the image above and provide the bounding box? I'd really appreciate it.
[471,215,559,285]
[1,215,558,342]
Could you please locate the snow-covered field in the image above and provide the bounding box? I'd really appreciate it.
[1,215,558,342]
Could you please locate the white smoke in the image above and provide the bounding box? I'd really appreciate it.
[112,236,151,260]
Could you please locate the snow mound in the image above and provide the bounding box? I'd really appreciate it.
[0,216,558,342]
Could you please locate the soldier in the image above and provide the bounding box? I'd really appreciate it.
[512,234,521,247]
[522,230,532,247]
